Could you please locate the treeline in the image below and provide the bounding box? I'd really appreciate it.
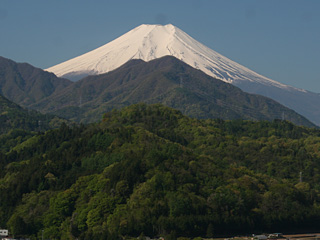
[0,103,320,239]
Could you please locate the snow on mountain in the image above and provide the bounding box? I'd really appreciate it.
[45,24,320,126]
[45,24,292,89]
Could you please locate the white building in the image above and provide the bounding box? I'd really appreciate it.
[0,229,8,237]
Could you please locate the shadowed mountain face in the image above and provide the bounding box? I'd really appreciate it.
[0,56,72,107]
[32,56,315,127]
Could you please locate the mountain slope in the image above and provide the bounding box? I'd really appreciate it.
[36,56,315,127]
[0,56,72,107]
[45,24,320,126]
[0,94,68,134]
[233,80,320,127]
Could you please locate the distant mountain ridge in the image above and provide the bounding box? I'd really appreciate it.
[0,56,72,107]
[0,55,315,127]
[45,24,320,126]
[35,56,315,127]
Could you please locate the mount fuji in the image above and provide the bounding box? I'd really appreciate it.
[45,24,286,87]
[46,24,320,126]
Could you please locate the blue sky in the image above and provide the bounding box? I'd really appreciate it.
[0,0,319,93]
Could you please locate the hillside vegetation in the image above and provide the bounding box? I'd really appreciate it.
[0,94,68,135]
[1,104,320,239]
[30,56,316,127]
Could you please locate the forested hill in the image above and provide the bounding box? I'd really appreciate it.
[1,103,320,239]
[0,94,68,134]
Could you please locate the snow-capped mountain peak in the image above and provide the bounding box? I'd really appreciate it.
[45,24,288,90]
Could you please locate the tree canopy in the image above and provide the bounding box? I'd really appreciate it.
[1,103,320,239]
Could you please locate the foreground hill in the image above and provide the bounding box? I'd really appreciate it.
[34,56,315,127]
[0,94,70,153]
[0,56,72,106]
[1,104,320,239]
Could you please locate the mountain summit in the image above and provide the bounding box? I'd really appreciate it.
[45,24,285,88]
[46,24,320,126]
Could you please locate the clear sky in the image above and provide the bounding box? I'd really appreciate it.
[1,0,319,93]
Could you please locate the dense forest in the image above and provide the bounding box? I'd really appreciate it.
[0,94,69,135]
[1,103,320,239]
